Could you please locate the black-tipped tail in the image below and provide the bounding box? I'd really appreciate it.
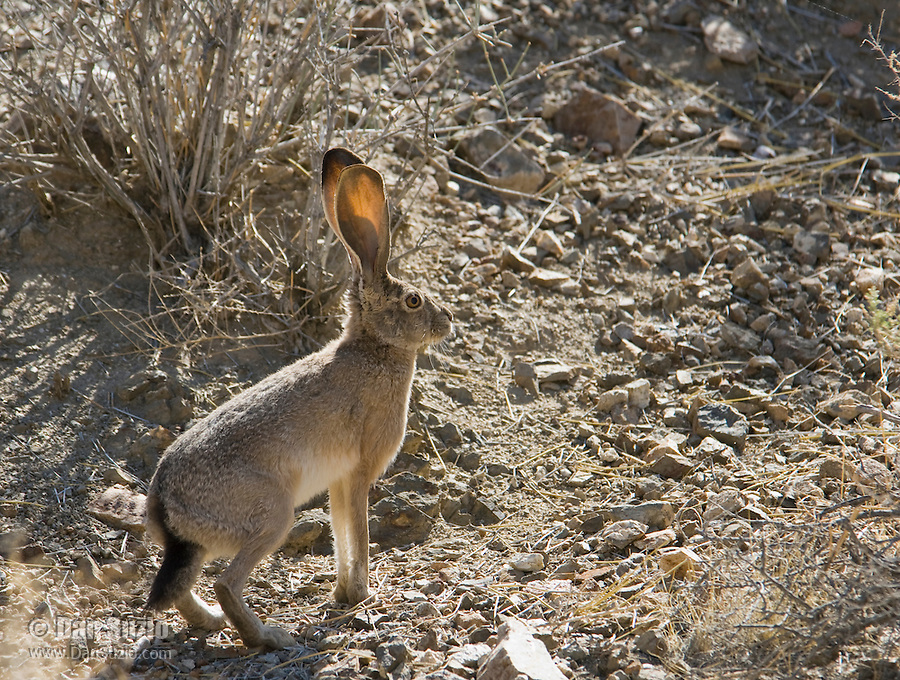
[145,496,203,611]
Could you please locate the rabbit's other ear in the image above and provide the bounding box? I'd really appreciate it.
[322,148,365,261]
[334,165,391,283]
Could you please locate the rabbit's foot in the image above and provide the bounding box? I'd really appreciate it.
[178,592,226,631]
[245,624,295,650]
[334,581,369,606]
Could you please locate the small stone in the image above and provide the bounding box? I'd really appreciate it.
[634,528,676,552]
[730,257,766,289]
[853,458,893,497]
[695,436,734,461]
[596,388,628,412]
[464,237,492,259]
[533,360,577,385]
[872,169,900,191]
[456,611,490,630]
[582,502,673,533]
[792,229,830,265]
[553,88,642,155]
[693,403,749,448]
[818,390,873,420]
[704,488,744,521]
[649,453,693,479]
[528,268,574,289]
[74,553,104,588]
[501,246,537,273]
[625,379,651,409]
[600,519,648,549]
[855,267,885,294]
[102,465,139,487]
[566,470,594,487]
[281,510,328,554]
[819,457,850,481]
[675,369,694,388]
[448,643,492,672]
[534,230,565,258]
[101,560,140,585]
[459,128,545,195]
[477,618,567,680]
[720,322,760,352]
[370,473,441,546]
[717,126,753,152]
[470,497,506,525]
[87,486,146,534]
[513,362,540,395]
[510,553,545,572]
[702,16,758,64]
[376,638,411,675]
[635,629,668,658]
[658,547,702,579]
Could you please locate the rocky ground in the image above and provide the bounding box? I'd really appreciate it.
[2,1,900,679]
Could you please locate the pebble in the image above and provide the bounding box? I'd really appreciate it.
[704,488,745,521]
[501,246,537,273]
[702,16,758,64]
[447,643,491,672]
[596,388,628,412]
[598,502,674,530]
[658,547,702,579]
[532,360,577,385]
[528,268,574,289]
[281,510,328,554]
[717,126,753,152]
[625,379,651,408]
[459,128,545,195]
[600,520,648,549]
[510,553,545,572]
[478,618,567,680]
[369,473,441,546]
[792,229,830,265]
[553,87,642,155]
[634,529,676,552]
[854,267,885,294]
[649,452,693,479]
[693,403,749,448]
[730,257,767,289]
[818,390,873,420]
[872,169,900,191]
[86,486,146,534]
[534,230,565,258]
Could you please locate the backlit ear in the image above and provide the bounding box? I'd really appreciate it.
[321,148,365,260]
[334,164,391,283]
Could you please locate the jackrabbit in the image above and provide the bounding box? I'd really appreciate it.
[144,147,453,650]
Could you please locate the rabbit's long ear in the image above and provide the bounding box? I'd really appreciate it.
[334,165,391,284]
[322,146,365,239]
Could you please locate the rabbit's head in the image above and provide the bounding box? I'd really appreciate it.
[322,148,453,352]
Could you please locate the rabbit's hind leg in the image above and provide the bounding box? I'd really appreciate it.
[213,503,295,649]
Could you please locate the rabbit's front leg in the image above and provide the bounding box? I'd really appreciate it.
[329,477,370,605]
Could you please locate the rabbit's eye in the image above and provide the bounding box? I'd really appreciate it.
[405,294,422,309]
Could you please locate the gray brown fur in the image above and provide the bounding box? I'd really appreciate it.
[144,148,453,650]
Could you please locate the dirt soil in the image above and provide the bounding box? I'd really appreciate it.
[2,1,900,679]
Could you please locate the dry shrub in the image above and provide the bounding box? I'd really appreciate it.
[0,0,468,354]
[867,13,900,118]
[674,513,900,675]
